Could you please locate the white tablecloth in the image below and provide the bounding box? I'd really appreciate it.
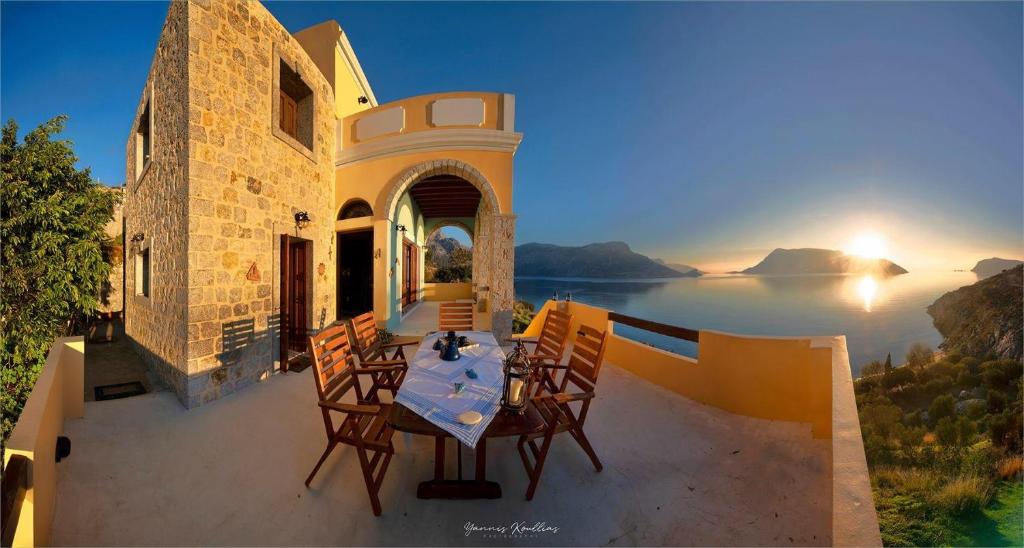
[394,331,505,448]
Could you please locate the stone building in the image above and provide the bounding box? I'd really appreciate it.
[124,0,520,407]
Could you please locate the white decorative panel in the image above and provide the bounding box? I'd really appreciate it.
[430,98,485,127]
[354,107,404,141]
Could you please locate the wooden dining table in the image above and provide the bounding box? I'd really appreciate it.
[388,400,544,499]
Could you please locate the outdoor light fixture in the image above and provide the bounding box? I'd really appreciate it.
[395,224,407,233]
[357,96,369,104]
[294,211,311,229]
[130,233,145,243]
[500,340,531,415]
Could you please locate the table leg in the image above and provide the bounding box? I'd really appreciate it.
[475,438,487,480]
[433,435,445,480]
[416,436,501,500]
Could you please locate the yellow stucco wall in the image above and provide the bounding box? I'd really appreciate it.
[4,337,85,547]
[422,282,474,301]
[522,301,833,438]
[292,20,374,120]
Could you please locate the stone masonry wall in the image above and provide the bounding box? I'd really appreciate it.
[183,0,336,406]
[123,1,192,401]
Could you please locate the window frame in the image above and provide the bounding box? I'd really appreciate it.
[271,46,317,162]
[135,245,151,299]
[133,83,155,188]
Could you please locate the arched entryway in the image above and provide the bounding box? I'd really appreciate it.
[379,160,515,340]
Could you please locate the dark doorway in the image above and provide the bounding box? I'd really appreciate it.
[280,235,312,370]
[337,230,373,319]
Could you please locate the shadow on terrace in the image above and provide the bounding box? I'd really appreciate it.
[38,300,879,546]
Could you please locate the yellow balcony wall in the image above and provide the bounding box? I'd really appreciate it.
[4,337,85,547]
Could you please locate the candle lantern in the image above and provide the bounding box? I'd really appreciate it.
[501,340,532,414]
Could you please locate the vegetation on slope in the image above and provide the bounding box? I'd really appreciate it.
[856,344,1023,546]
[425,232,472,283]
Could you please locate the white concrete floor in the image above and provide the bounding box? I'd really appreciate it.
[52,353,833,546]
[394,300,442,336]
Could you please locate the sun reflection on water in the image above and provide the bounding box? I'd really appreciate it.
[857,276,878,312]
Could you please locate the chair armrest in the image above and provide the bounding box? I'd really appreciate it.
[319,400,381,415]
[508,336,538,344]
[528,353,560,363]
[360,359,407,367]
[382,336,421,348]
[535,391,594,404]
[354,364,404,374]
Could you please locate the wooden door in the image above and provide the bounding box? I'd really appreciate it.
[289,241,307,351]
[401,239,417,309]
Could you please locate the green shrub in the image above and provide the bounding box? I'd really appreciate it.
[884,366,916,390]
[861,360,884,377]
[935,417,958,446]
[944,350,963,364]
[960,356,980,375]
[929,394,956,426]
[906,342,934,370]
[965,400,987,420]
[512,300,536,334]
[928,475,991,515]
[924,375,954,397]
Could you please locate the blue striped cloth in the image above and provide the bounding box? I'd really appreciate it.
[395,331,505,448]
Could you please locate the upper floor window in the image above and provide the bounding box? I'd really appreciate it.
[339,199,373,220]
[135,97,152,182]
[276,57,314,152]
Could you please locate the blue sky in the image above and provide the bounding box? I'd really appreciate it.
[2,1,1021,271]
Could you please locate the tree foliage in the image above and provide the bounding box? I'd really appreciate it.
[1,116,118,441]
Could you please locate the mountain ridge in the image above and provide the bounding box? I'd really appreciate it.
[971,257,1023,279]
[740,247,908,276]
[515,241,695,279]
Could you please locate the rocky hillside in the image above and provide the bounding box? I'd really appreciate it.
[927,265,1022,360]
[741,248,908,276]
[971,257,1023,279]
[515,241,692,278]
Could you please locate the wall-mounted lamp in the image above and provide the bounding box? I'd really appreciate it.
[395,224,407,233]
[130,233,145,243]
[294,211,311,230]
[357,96,369,104]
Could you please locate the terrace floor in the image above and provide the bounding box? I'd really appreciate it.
[52,347,833,546]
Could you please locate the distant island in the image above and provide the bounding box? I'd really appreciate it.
[739,248,908,276]
[971,257,1023,279]
[515,241,697,279]
[928,264,1023,360]
[654,258,703,276]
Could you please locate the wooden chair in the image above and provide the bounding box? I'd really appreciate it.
[347,311,421,401]
[438,301,474,331]
[520,309,574,396]
[517,324,609,500]
[304,322,398,516]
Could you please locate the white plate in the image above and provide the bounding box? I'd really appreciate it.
[457,410,483,425]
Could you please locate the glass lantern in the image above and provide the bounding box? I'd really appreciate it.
[501,340,532,414]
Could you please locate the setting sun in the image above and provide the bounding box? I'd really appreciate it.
[846,233,889,259]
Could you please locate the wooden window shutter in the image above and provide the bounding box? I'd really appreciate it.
[280,91,297,138]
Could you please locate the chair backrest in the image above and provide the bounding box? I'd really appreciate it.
[561,324,609,394]
[438,302,474,331]
[308,323,362,433]
[348,311,382,362]
[536,309,573,362]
